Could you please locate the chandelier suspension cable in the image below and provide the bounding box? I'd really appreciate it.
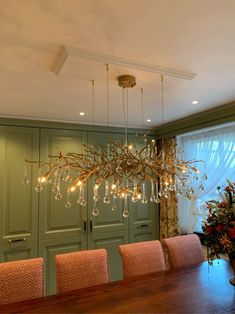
[161,75,164,125]
[91,79,95,123]
[160,75,165,172]
[126,88,129,145]
[106,64,110,125]
[141,88,144,130]
[122,87,127,146]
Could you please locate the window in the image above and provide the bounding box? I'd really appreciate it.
[177,123,235,233]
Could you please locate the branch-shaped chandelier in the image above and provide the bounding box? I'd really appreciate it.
[23,70,206,218]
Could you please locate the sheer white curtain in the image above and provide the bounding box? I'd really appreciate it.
[177,123,235,233]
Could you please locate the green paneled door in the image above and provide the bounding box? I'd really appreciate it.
[87,132,128,234]
[39,129,87,241]
[128,134,159,241]
[0,126,39,261]
[87,132,129,281]
[38,129,87,295]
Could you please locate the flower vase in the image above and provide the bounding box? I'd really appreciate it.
[229,252,235,286]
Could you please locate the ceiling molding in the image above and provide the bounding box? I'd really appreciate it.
[52,45,197,80]
[0,116,154,136]
[155,102,235,138]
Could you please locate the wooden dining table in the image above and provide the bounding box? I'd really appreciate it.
[0,259,234,313]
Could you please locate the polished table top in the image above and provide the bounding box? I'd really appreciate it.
[0,260,234,314]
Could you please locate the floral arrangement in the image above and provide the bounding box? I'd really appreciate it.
[202,180,235,262]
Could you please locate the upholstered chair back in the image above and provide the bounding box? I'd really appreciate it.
[0,258,44,305]
[162,234,204,269]
[119,240,166,279]
[55,249,109,294]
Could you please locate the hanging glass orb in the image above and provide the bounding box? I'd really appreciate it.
[123,210,129,218]
[92,208,99,216]
[65,201,72,208]
[22,176,29,184]
[199,184,204,191]
[103,196,111,204]
[111,204,117,211]
[35,184,43,192]
[141,196,148,204]
[55,192,62,200]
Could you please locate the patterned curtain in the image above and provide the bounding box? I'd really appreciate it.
[157,137,180,240]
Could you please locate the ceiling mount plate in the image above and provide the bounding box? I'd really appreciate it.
[118,75,136,88]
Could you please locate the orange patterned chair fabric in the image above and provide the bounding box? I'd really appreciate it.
[55,249,109,294]
[0,257,44,305]
[162,234,204,269]
[119,240,166,279]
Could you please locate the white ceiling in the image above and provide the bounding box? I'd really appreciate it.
[0,0,235,128]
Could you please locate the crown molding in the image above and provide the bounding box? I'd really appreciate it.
[0,116,154,136]
[155,102,235,139]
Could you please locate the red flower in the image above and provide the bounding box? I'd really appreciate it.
[228,223,235,239]
[205,225,214,234]
[215,224,225,232]
[218,201,227,208]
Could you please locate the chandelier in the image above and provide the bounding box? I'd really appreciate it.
[22,70,206,218]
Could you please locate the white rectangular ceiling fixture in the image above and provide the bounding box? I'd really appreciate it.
[51,45,196,80]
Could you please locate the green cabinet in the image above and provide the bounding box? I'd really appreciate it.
[39,129,87,241]
[38,129,87,295]
[87,132,128,233]
[0,125,159,296]
[128,134,159,243]
[0,126,39,262]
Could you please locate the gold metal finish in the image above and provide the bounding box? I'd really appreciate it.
[118,75,136,89]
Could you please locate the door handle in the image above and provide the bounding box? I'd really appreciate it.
[90,218,93,232]
[8,238,26,243]
[8,238,26,249]
[83,219,87,232]
[137,224,149,228]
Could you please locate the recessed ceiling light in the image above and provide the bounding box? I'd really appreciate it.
[79,112,85,116]
[147,119,151,122]
[192,100,198,105]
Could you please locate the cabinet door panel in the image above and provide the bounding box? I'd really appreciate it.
[88,230,128,282]
[87,132,128,233]
[39,236,86,295]
[129,227,157,243]
[0,126,39,245]
[128,135,158,233]
[39,129,87,240]
[129,199,159,230]
[0,240,38,262]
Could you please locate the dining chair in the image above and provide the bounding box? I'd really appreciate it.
[162,234,204,269]
[118,240,166,279]
[55,249,109,294]
[0,257,44,305]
